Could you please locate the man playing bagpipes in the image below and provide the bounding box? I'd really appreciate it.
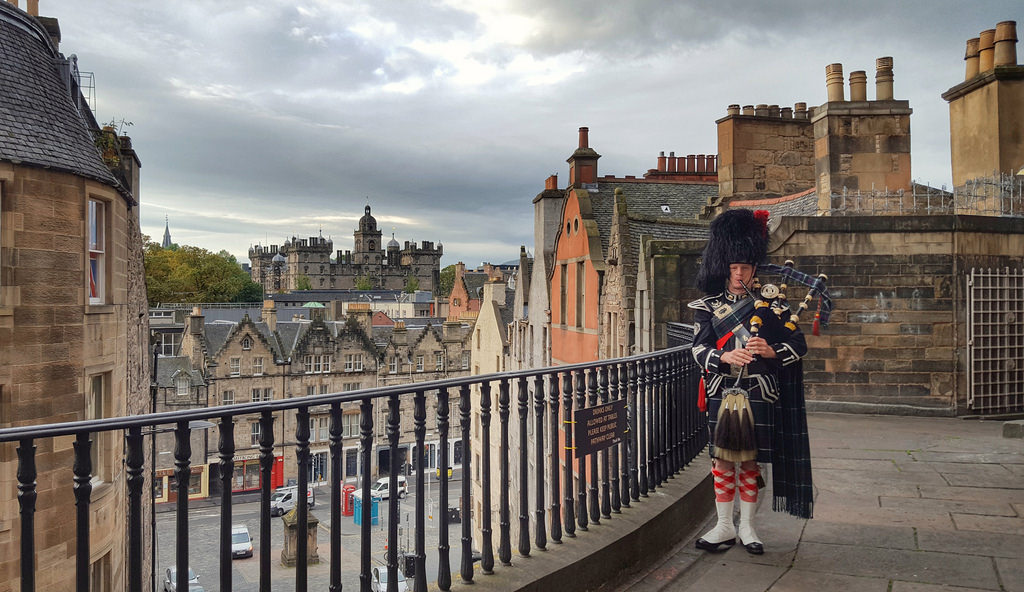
[689,209,828,555]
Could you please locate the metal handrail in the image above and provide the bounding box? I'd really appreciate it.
[2,345,705,592]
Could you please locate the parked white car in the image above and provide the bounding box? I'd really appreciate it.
[370,566,409,592]
[162,566,201,591]
[269,486,315,516]
[231,524,253,559]
[369,475,407,500]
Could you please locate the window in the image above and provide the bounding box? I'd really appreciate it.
[86,373,108,481]
[309,417,317,442]
[389,356,398,374]
[305,354,332,374]
[435,352,443,371]
[222,390,234,405]
[462,351,470,370]
[453,298,460,306]
[87,199,105,304]
[175,375,189,396]
[343,383,360,392]
[306,385,317,398]
[342,414,359,438]
[229,357,240,377]
[241,336,253,350]
[576,261,585,329]
[250,387,272,401]
[559,264,568,325]
[416,355,424,372]
[157,332,179,356]
[319,417,329,441]
[344,354,362,372]
[252,357,264,376]
[250,422,261,447]
[89,552,110,592]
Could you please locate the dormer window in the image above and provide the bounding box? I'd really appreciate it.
[176,375,189,396]
[242,336,253,350]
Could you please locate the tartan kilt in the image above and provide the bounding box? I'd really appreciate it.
[707,377,776,464]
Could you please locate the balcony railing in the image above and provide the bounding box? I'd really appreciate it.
[0,345,704,592]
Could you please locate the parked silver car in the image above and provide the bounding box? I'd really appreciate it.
[163,566,203,591]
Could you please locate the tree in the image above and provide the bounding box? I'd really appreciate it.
[403,276,419,293]
[354,276,373,291]
[144,240,259,305]
[438,264,455,297]
[295,274,313,290]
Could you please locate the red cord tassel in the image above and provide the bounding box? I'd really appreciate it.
[813,302,822,336]
[698,376,707,412]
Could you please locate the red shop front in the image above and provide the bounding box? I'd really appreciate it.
[231,454,284,492]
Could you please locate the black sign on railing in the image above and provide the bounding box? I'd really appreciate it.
[573,398,627,458]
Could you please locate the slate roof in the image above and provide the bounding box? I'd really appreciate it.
[462,273,489,300]
[728,188,820,230]
[0,5,129,201]
[156,356,205,388]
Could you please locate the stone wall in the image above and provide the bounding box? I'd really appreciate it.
[657,215,1024,415]
[716,107,814,202]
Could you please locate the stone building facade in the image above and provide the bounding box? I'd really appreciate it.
[249,205,443,294]
[172,301,473,493]
[0,2,150,590]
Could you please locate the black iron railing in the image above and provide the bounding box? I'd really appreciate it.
[0,345,705,592]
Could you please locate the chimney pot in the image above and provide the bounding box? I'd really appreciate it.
[727,104,741,116]
[994,21,1018,67]
[27,0,38,15]
[781,106,793,119]
[742,105,755,116]
[826,63,845,102]
[794,102,808,119]
[667,151,677,172]
[849,70,867,101]
[687,154,697,172]
[755,103,769,117]
[978,29,996,72]
[768,104,780,117]
[696,155,707,173]
[545,174,558,190]
[875,57,894,101]
[965,37,981,80]
[657,151,667,172]
[578,126,590,149]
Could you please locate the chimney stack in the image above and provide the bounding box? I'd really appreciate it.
[545,174,558,190]
[875,57,894,100]
[826,63,845,102]
[978,29,996,72]
[849,70,867,101]
[994,21,1018,67]
[965,37,980,80]
[262,300,277,332]
[578,126,589,149]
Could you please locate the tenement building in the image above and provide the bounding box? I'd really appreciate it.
[0,2,150,590]
[249,205,443,294]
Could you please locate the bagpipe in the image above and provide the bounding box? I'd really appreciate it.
[711,260,833,463]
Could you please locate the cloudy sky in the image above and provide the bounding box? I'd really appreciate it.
[43,0,1019,267]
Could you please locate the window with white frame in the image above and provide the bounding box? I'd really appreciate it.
[462,351,470,370]
[305,354,331,374]
[229,357,240,376]
[343,382,360,392]
[86,373,109,481]
[175,375,189,396]
[319,417,329,441]
[250,422,261,447]
[344,354,362,372]
[241,336,253,350]
[222,390,234,405]
[251,388,272,403]
[87,199,106,304]
[342,414,359,438]
[435,352,443,371]
[416,355,424,372]
[157,332,179,356]
[252,357,264,376]
[306,385,317,398]
[309,417,317,442]
[389,356,398,374]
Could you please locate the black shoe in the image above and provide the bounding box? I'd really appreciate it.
[695,537,735,552]
[742,540,764,555]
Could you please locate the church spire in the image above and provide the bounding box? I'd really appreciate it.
[161,215,172,248]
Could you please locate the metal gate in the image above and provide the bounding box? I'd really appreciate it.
[967,267,1024,414]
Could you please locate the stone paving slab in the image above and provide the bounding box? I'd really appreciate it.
[916,528,1024,558]
[792,541,1001,590]
[770,569,889,592]
[890,583,999,592]
[801,520,917,549]
[879,495,1018,517]
[918,485,1024,504]
[939,471,1023,489]
[951,513,1024,535]
[672,559,787,592]
[913,451,1024,464]
[995,556,1024,592]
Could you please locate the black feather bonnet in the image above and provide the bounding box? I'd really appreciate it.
[695,208,770,294]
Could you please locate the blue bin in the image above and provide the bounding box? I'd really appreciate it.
[352,491,379,526]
